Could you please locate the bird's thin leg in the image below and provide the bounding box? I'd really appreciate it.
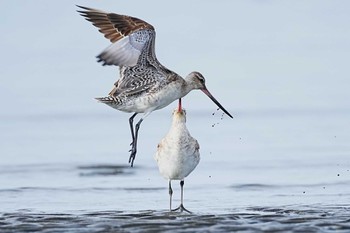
[172,180,191,213]
[169,180,173,211]
[128,112,151,167]
[129,118,142,167]
[128,113,138,146]
[180,180,184,206]
[129,118,143,167]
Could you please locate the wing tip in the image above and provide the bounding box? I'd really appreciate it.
[76,5,89,14]
[76,5,106,16]
[76,5,94,11]
[96,55,109,66]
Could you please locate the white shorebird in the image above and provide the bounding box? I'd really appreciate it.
[155,99,200,213]
[77,6,232,167]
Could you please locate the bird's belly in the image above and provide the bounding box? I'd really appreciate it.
[155,146,200,180]
[157,156,199,180]
[119,88,182,113]
[152,86,183,110]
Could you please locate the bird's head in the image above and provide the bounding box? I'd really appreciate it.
[185,71,233,118]
[172,107,187,123]
[185,71,206,90]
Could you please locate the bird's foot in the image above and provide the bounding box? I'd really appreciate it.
[128,145,137,167]
[171,204,192,213]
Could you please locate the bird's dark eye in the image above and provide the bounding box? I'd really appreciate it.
[197,75,205,83]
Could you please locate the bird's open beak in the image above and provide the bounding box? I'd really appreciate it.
[201,88,233,118]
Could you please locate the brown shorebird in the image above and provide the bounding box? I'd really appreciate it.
[77,6,233,167]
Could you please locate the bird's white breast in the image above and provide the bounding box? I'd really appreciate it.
[155,119,200,180]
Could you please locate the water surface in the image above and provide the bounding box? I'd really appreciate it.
[1,109,350,232]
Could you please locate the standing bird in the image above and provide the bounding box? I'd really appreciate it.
[155,99,200,213]
[77,6,232,167]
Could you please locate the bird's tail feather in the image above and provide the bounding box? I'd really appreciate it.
[95,96,116,103]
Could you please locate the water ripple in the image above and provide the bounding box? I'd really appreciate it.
[1,205,350,233]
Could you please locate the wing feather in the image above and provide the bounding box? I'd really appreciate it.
[77,5,156,66]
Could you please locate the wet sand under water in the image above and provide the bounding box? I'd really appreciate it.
[1,205,350,233]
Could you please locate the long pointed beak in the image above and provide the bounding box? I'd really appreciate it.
[201,88,233,118]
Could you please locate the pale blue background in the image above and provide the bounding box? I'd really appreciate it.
[2,1,349,115]
[0,1,350,213]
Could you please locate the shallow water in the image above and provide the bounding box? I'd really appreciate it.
[2,205,350,233]
[1,108,350,232]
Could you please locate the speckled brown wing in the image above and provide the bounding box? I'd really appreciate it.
[77,5,156,66]
[77,5,154,43]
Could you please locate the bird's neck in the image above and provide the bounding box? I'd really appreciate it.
[181,78,195,97]
[169,122,188,138]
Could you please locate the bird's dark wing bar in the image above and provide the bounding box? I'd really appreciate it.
[77,5,157,67]
[77,5,154,43]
